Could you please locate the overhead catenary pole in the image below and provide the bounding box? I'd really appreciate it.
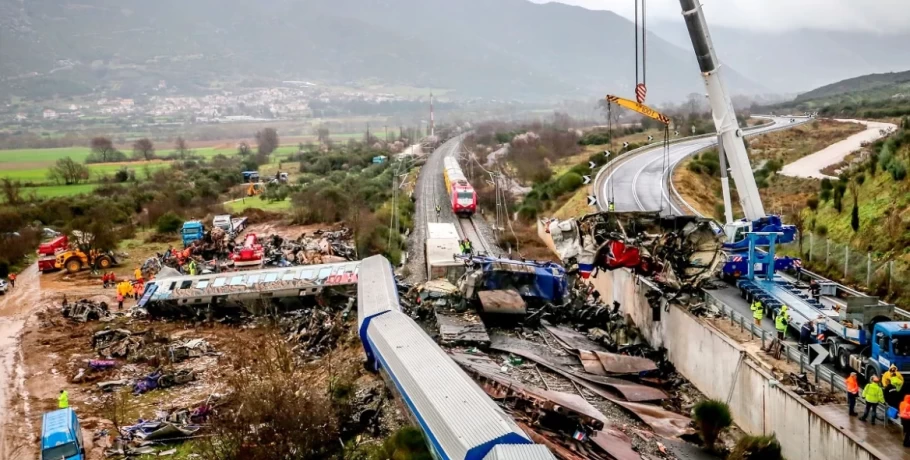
[678,0,765,220]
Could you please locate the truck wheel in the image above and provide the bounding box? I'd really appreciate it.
[96,256,113,269]
[65,258,82,273]
[838,348,850,370]
[865,364,881,382]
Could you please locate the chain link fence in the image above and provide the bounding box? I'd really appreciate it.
[783,232,908,306]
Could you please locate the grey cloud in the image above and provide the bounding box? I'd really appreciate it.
[532,0,910,33]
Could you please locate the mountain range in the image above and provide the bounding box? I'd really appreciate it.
[2,0,908,103]
[0,0,763,102]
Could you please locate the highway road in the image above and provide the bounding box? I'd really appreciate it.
[594,116,810,214]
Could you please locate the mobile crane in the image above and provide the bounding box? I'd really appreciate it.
[677,0,795,251]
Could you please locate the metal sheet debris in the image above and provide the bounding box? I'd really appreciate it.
[592,350,658,375]
[489,334,667,402]
[542,322,608,353]
[436,311,490,345]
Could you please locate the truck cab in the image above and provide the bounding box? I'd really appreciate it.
[212,215,234,233]
[181,221,205,247]
[41,408,84,460]
[866,322,910,378]
[723,215,796,251]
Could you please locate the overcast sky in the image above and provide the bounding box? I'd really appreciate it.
[530,0,910,33]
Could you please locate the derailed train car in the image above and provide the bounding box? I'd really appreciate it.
[357,255,556,460]
[539,211,724,291]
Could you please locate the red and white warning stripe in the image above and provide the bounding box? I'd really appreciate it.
[635,83,647,104]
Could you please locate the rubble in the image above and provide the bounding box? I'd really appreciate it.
[62,299,114,322]
[133,369,196,394]
[540,211,724,293]
[278,299,354,358]
[92,329,168,361]
[168,339,212,363]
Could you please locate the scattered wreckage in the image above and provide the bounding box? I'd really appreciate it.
[539,211,724,291]
[62,299,113,322]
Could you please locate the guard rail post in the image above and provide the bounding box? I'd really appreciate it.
[845,246,849,278]
[867,253,872,287]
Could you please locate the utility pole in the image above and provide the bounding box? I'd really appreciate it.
[430,92,435,138]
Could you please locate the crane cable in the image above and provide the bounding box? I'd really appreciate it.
[607,101,614,204]
[633,0,647,102]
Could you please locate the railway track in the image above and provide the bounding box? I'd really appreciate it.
[458,216,490,255]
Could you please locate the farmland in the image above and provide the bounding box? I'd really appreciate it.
[0,143,307,199]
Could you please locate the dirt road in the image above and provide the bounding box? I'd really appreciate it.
[0,263,40,458]
[780,119,897,179]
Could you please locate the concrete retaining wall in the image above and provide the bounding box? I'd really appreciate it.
[589,269,883,460]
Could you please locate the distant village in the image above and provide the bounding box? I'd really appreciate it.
[4,81,433,126]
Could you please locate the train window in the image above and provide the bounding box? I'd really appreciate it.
[180,280,192,289]
[318,267,333,279]
[282,272,296,281]
[247,274,260,285]
[264,273,279,282]
[196,279,210,289]
[230,276,244,286]
[168,282,176,291]
[299,269,315,280]
[457,191,473,199]
[212,277,227,287]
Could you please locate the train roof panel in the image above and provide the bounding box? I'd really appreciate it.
[367,311,530,459]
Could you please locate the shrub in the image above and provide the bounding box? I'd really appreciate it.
[693,399,732,451]
[819,189,832,202]
[156,212,184,234]
[114,168,130,183]
[888,159,907,181]
[806,197,819,211]
[855,173,865,185]
[556,172,584,194]
[820,178,833,191]
[729,434,783,460]
[579,130,611,146]
[687,163,704,175]
[816,224,828,237]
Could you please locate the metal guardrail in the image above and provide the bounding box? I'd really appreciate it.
[704,293,847,393]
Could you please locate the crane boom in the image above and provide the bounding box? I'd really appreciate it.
[678,0,765,221]
[605,95,670,125]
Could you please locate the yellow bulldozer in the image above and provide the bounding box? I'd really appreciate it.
[55,248,118,273]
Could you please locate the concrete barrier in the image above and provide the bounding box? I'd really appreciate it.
[589,269,885,460]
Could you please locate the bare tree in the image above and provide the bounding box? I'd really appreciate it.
[237,142,252,156]
[90,136,117,162]
[256,128,279,155]
[787,208,806,256]
[132,138,156,161]
[317,127,331,144]
[47,157,90,185]
[174,136,191,159]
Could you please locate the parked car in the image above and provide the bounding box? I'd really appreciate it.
[0,279,8,295]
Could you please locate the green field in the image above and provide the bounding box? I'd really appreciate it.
[225,197,292,213]
[26,183,98,198]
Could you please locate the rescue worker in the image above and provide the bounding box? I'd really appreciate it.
[464,240,473,255]
[117,291,124,310]
[134,266,143,282]
[800,321,814,351]
[775,312,788,340]
[608,201,615,212]
[58,389,69,409]
[884,365,904,392]
[188,259,198,276]
[846,372,860,416]
[459,240,466,254]
[8,272,15,288]
[860,376,885,425]
[435,204,441,218]
[780,304,790,322]
[750,298,763,327]
[900,395,910,447]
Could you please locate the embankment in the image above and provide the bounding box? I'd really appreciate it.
[588,269,885,460]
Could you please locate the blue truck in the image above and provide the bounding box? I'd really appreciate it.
[734,232,910,379]
[723,215,796,252]
[41,408,85,460]
[180,221,205,247]
[721,252,799,282]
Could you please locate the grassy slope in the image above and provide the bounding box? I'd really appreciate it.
[225,197,292,213]
[672,120,865,220]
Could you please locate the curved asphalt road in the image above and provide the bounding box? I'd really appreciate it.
[595,116,811,214]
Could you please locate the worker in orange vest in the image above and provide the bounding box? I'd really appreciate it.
[900,395,910,447]
[8,272,15,288]
[845,372,860,417]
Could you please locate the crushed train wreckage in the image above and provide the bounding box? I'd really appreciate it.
[539,211,724,292]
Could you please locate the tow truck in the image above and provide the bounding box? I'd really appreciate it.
[212,215,247,237]
[231,233,264,268]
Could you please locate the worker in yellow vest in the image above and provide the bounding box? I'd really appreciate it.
[750,299,763,326]
[775,312,788,340]
[58,389,69,408]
